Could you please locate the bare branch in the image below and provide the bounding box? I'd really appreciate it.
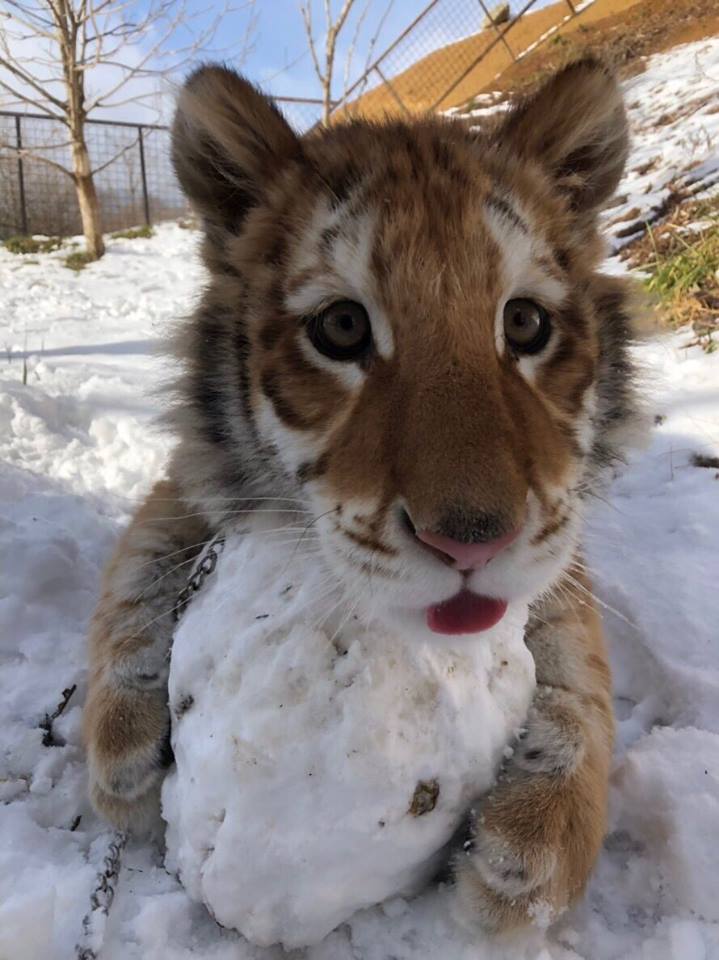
[1,5,56,39]
[343,0,372,97]
[0,136,74,151]
[0,56,67,111]
[345,0,394,105]
[332,0,355,40]
[91,90,164,112]
[299,0,362,124]
[4,0,55,24]
[90,134,139,175]
[0,78,66,120]
[2,145,73,178]
[84,0,256,114]
[300,2,326,86]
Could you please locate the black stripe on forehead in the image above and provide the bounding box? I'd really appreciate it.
[486,194,529,234]
[320,224,341,254]
[321,157,363,211]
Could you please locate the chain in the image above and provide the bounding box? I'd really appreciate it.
[74,538,225,956]
[74,831,128,960]
[174,534,226,623]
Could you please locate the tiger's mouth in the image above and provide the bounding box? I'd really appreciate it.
[426,589,508,635]
[316,490,580,639]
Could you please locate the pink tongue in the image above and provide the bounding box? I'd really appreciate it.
[427,590,508,635]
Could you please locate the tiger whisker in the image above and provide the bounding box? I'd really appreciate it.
[138,507,310,525]
[137,528,322,598]
[561,568,639,631]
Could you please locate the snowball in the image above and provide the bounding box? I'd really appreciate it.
[163,531,535,948]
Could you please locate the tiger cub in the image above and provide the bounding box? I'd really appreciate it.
[84,58,641,932]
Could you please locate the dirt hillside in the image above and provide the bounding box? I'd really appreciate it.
[343,0,719,119]
[486,0,719,101]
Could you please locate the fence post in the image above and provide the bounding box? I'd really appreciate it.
[15,114,28,236]
[137,125,151,226]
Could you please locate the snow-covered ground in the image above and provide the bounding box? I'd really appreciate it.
[1,36,719,960]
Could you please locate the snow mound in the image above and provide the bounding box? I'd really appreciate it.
[163,531,534,948]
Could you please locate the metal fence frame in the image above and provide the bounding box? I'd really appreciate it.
[322,0,598,119]
[0,110,178,238]
[0,101,328,239]
[0,0,600,239]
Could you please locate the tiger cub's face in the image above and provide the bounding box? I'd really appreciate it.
[172,61,638,638]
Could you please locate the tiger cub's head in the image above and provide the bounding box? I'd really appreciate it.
[170,60,640,637]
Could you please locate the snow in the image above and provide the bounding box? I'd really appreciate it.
[604,37,719,250]
[1,35,719,960]
[163,534,533,948]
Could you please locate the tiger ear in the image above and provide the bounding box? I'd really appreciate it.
[172,65,301,227]
[492,58,629,213]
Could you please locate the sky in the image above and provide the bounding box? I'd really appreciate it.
[198,0,557,127]
[178,0,467,127]
[242,1,437,96]
[0,0,557,129]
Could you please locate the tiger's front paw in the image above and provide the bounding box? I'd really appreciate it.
[453,690,603,934]
[85,684,173,833]
[453,773,564,934]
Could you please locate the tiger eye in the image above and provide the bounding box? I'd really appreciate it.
[308,300,372,362]
[503,298,552,355]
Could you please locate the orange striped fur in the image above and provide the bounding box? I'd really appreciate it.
[84,59,643,932]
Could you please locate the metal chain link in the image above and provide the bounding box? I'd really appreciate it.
[74,831,127,960]
[74,537,226,956]
[174,534,226,623]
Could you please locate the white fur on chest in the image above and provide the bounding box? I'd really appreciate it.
[163,533,535,948]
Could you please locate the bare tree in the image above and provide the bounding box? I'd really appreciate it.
[0,0,256,259]
[341,0,395,114]
[299,0,395,126]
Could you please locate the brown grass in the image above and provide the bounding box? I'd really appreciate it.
[342,0,643,119]
[485,0,719,101]
[621,194,719,349]
[343,0,719,121]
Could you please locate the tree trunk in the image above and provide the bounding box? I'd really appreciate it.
[72,136,104,259]
[322,84,332,126]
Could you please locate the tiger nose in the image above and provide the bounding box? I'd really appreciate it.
[415,526,521,571]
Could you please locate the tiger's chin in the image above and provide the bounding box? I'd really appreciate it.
[320,518,580,645]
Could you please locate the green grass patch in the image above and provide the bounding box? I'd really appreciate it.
[3,235,62,255]
[644,224,719,302]
[111,225,154,240]
[637,202,719,350]
[63,250,96,271]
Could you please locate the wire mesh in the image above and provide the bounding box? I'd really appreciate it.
[0,102,324,240]
[330,0,591,119]
[274,98,326,134]
[0,0,592,239]
[0,113,188,240]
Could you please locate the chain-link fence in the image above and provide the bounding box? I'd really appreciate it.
[329,0,597,120]
[0,0,599,240]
